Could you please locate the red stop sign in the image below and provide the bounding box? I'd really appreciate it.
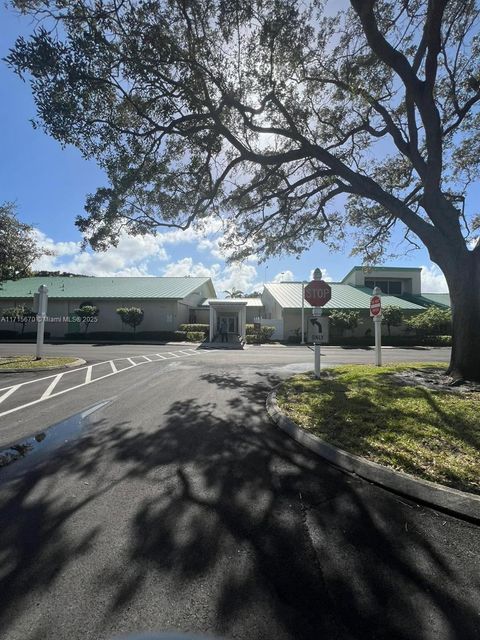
[370,295,382,316]
[304,280,331,307]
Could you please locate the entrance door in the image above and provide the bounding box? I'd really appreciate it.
[218,314,238,334]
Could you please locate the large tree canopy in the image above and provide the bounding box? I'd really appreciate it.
[0,202,44,283]
[5,0,480,378]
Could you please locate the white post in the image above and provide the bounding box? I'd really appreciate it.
[35,284,48,360]
[301,282,305,345]
[314,343,321,378]
[209,305,214,342]
[374,317,382,366]
[372,286,382,366]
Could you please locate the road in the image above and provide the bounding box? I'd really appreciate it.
[0,343,478,640]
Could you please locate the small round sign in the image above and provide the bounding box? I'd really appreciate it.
[370,295,382,317]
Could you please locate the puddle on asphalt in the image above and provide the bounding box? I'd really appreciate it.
[0,399,112,481]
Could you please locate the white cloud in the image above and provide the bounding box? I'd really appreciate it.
[162,257,222,279]
[420,264,448,293]
[272,270,295,282]
[32,230,168,276]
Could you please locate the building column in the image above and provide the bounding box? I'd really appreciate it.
[209,305,214,342]
[240,306,247,340]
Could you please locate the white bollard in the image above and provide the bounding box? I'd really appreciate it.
[374,316,382,366]
[35,285,48,360]
[314,342,321,378]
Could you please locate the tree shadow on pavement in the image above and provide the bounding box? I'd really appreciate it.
[0,367,478,640]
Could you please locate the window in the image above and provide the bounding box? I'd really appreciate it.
[364,280,402,295]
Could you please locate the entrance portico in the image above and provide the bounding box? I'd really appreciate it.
[208,300,248,343]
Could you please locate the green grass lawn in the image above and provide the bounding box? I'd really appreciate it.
[0,356,78,370]
[277,363,480,496]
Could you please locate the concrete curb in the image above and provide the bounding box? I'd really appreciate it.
[266,388,480,522]
[0,357,86,374]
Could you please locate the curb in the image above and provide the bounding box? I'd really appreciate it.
[0,357,87,374]
[266,388,480,523]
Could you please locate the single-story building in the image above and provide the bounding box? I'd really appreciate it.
[0,276,216,337]
[0,266,450,342]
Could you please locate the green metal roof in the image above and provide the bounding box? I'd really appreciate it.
[0,276,216,300]
[404,292,451,308]
[341,265,422,283]
[265,282,425,310]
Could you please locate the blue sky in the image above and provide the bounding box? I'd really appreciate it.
[0,4,461,295]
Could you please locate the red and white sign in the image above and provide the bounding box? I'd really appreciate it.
[370,295,382,317]
[304,280,332,307]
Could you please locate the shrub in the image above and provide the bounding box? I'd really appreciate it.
[260,326,275,341]
[245,324,256,335]
[116,307,144,335]
[381,305,403,336]
[173,331,187,341]
[179,323,209,335]
[73,304,99,334]
[246,335,261,344]
[328,310,360,336]
[186,331,206,342]
[406,307,452,336]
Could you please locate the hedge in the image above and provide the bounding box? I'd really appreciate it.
[179,323,209,335]
[185,331,206,342]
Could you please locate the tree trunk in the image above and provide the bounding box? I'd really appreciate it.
[444,251,480,381]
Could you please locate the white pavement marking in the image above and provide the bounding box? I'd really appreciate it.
[40,374,62,400]
[0,385,21,405]
[0,348,211,419]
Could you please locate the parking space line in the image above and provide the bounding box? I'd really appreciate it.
[0,348,212,419]
[0,385,21,405]
[40,374,63,400]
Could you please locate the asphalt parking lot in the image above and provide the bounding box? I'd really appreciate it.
[0,343,478,640]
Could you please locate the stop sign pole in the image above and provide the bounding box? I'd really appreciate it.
[370,286,382,366]
[304,268,332,378]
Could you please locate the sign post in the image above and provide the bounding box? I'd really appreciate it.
[370,286,382,366]
[35,284,48,360]
[304,268,331,378]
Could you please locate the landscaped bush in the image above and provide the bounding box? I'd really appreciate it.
[245,325,275,343]
[260,326,275,341]
[406,307,452,336]
[173,331,187,341]
[179,323,209,335]
[186,331,206,342]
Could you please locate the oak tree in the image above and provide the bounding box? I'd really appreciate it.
[6,0,480,379]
